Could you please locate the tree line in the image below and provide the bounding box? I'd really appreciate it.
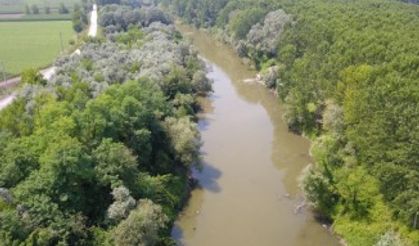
[0,2,211,245]
[25,2,72,15]
[161,0,419,245]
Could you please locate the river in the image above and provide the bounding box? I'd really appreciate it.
[171,24,339,246]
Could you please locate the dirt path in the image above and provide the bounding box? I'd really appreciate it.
[0,77,20,89]
[0,94,15,111]
[88,4,98,37]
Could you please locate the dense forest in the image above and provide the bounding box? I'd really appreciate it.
[0,2,211,245]
[160,0,419,245]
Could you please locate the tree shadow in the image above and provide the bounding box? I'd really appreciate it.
[193,161,222,193]
[171,223,184,244]
[197,116,212,132]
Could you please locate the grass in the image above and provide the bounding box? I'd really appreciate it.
[0,14,72,21]
[0,21,75,76]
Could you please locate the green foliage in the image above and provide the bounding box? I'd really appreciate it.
[0,4,210,244]
[137,173,188,219]
[168,0,419,243]
[21,68,46,85]
[115,26,145,47]
[375,231,403,246]
[300,164,338,217]
[72,3,88,33]
[72,13,83,33]
[228,8,266,39]
[112,199,168,246]
[92,139,139,189]
[25,4,30,14]
[107,186,136,223]
[163,116,201,166]
[31,4,39,14]
[59,3,69,14]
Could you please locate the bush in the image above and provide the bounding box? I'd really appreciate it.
[31,5,39,15]
[58,3,69,14]
[247,9,291,56]
[113,199,168,246]
[228,8,266,39]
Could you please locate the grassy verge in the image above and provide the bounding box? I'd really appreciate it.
[0,14,72,21]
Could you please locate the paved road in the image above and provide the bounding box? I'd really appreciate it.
[0,4,98,110]
[88,4,98,37]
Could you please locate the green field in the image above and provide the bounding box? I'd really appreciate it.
[0,13,72,22]
[0,21,75,76]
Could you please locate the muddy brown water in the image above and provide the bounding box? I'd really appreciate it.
[172,23,339,246]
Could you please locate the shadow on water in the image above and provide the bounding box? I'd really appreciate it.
[171,161,222,245]
[171,223,183,243]
[197,116,212,132]
[192,161,222,193]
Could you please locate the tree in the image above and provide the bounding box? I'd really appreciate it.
[247,9,291,56]
[58,3,69,14]
[92,139,139,189]
[25,4,31,14]
[192,70,212,94]
[0,136,44,188]
[72,8,84,33]
[163,117,201,166]
[0,188,12,204]
[375,231,403,246]
[13,136,94,213]
[31,5,39,15]
[113,199,167,246]
[335,167,380,218]
[260,65,280,88]
[144,7,172,26]
[0,4,209,243]
[322,100,344,133]
[299,164,338,217]
[228,8,266,39]
[97,0,121,5]
[21,69,46,86]
[107,186,136,223]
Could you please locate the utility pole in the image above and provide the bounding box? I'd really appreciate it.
[0,61,6,96]
[59,32,64,53]
[0,61,6,82]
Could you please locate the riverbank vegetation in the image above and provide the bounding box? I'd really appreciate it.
[162,0,419,245]
[0,2,211,245]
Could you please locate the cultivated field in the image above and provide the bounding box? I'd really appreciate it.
[0,21,75,76]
